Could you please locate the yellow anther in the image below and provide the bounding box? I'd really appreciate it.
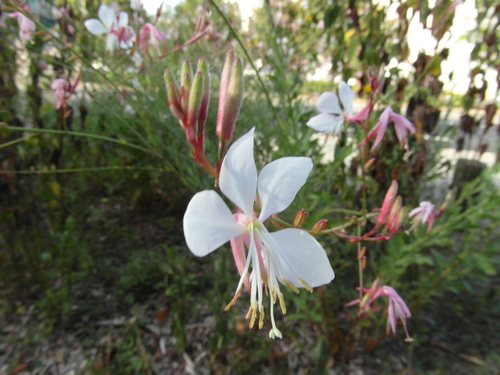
[298,277,313,293]
[224,288,242,311]
[245,305,252,320]
[258,307,265,329]
[249,303,257,328]
[283,279,300,294]
[278,293,287,315]
[271,287,278,304]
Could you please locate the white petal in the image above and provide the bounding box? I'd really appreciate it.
[338,81,355,114]
[317,91,341,114]
[307,113,343,134]
[98,4,116,29]
[183,190,245,257]
[84,19,107,35]
[118,12,128,27]
[258,157,312,221]
[269,229,335,288]
[219,127,257,217]
[106,33,118,52]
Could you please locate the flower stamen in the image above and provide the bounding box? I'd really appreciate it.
[298,277,313,292]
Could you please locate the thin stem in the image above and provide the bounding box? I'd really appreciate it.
[0,133,39,149]
[208,0,282,128]
[2,166,160,174]
[3,126,157,157]
[357,224,364,300]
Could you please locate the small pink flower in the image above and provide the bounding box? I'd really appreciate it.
[51,78,69,110]
[346,281,412,341]
[139,23,167,53]
[359,107,416,152]
[9,11,36,42]
[376,286,412,342]
[408,201,439,233]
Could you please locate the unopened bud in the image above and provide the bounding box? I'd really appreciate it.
[186,71,203,140]
[180,60,192,112]
[363,157,375,171]
[360,257,367,270]
[386,195,403,230]
[390,207,407,234]
[377,180,398,225]
[293,209,307,228]
[216,51,244,142]
[197,57,210,134]
[357,246,366,260]
[310,219,327,235]
[164,69,184,121]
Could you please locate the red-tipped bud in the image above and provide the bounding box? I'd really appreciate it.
[180,60,192,112]
[390,206,407,234]
[310,219,327,235]
[186,71,203,142]
[197,57,210,135]
[216,51,244,142]
[293,209,307,228]
[377,180,398,225]
[386,196,402,229]
[164,69,184,121]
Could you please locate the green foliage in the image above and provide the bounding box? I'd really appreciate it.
[0,0,499,373]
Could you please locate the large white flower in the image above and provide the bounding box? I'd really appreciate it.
[183,128,335,338]
[307,80,368,136]
[84,4,133,52]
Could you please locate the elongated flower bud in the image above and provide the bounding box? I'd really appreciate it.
[386,196,402,230]
[164,69,184,121]
[310,219,327,235]
[180,60,192,112]
[186,71,203,142]
[197,57,210,135]
[377,180,398,225]
[217,50,234,135]
[293,209,307,228]
[217,51,244,142]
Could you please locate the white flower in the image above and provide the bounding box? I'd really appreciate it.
[183,128,335,338]
[307,80,368,136]
[84,4,133,52]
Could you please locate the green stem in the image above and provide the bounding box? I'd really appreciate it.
[1,166,161,174]
[3,126,157,156]
[0,133,39,149]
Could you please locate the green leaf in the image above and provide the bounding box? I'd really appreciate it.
[472,253,496,275]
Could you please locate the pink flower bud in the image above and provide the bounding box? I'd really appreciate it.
[377,180,398,225]
[293,209,307,228]
[310,219,327,235]
[216,51,244,142]
[197,57,210,136]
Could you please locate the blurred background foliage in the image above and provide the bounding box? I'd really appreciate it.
[0,0,499,373]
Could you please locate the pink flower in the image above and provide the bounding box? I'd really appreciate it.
[9,11,36,42]
[359,107,416,152]
[408,201,439,233]
[346,281,412,341]
[377,286,412,341]
[139,23,167,53]
[51,78,69,110]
